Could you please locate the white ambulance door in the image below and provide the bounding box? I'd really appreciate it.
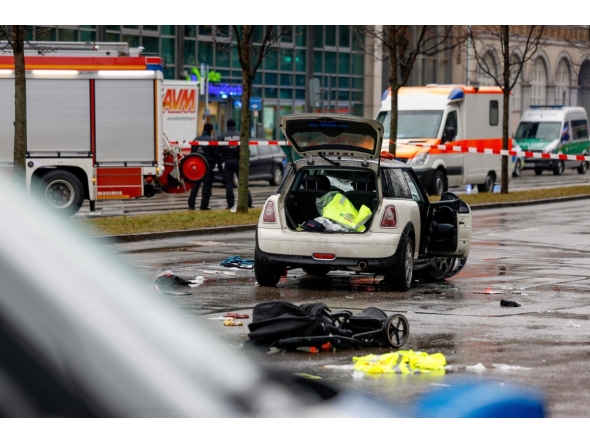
[439,105,464,188]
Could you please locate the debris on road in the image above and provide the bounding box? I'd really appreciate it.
[209,316,231,321]
[294,373,322,380]
[225,312,249,319]
[220,255,255,269]
[500,300,521,307]
[224,318,244,327]
[474,288,505,294]
[466,363,487,372]
[492,364,531,371]
[155,270,193,286]
[566,320,581,328]
[352,350,446,374]
[222,271,236,276]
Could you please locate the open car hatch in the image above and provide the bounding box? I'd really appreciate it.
[280,114,384,162]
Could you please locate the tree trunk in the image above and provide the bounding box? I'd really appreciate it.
[388,28,398,156]
[13,25,27,186]
[501,25,510,194]
[237,31,252,214]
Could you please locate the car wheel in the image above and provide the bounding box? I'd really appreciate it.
[553,160,565,176]
[534,168,543,176]
[302,266,330,276]
[428,170,447,196]
[425,257,457,282]
[577,161,588,175]
[269,166,283,186]
[383,314,410,348]
[385,236,414,291]
[513,158,523,177]
[477,172,495,193]
[254,244,283,287]
[36,170,84,215]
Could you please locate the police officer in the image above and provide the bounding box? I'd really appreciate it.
[218,119,253,209]
[188,123,221,210]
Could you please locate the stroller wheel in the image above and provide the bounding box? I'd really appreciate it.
[384,314,409,348]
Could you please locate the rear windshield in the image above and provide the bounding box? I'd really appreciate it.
[515,121,561,141]
[286,120,378,153]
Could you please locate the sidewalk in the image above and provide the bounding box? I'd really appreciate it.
[93,193,590,244]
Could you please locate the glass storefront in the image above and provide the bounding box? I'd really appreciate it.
[34,25,366,140]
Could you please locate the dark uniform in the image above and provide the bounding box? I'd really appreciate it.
[188,127,222,210]
[218,120,252,209]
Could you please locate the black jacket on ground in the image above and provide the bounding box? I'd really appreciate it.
[217,126,241,160]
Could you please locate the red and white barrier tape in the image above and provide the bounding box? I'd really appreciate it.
[179,140,590,162]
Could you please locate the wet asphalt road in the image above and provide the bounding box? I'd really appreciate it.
[105,199,590,417]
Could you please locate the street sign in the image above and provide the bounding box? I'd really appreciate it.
[249,97,262,111]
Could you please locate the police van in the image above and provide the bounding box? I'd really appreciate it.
[514,106,590,175]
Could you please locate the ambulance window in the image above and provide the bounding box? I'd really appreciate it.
[441,111,457,143]
[571,120,589,139]
[490,101,499,126]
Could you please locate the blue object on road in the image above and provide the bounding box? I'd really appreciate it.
[413,380,546,418]
[220,255,255,269]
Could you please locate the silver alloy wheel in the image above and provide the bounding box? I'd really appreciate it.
[45,179,75,209]
[514,158,523,177]
[580,161,588,174]
[273,167,283,184]
[404,240,414,287]
[431,256,456,280]
[485,174,494,191]
[433,173,444,195]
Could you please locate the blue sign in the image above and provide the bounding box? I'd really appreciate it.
[249,97,262,111]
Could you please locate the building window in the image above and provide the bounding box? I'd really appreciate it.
[555,58,571,106]
[531,58,547,106]
[510,55,522,112]
[477,52,498,86]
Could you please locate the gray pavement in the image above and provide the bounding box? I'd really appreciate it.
[106,199,590,417]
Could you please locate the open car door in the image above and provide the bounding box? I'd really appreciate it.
[425,192,472,258]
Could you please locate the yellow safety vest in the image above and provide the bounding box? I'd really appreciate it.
[352,350,447,374]
[319,192,372,232]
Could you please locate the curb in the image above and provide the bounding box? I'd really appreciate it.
[93,194,590,244]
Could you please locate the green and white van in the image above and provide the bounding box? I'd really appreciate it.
[514,106,590,175]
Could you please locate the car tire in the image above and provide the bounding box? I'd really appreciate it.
[428,170,447,196]
[302,266,330,276]
[534,168,544,176]
[512,158,523,177]
[477,172,495,193]
[254,244,283,287]
[577,161,588,175]
[385,236,414,291]
[36,169,84,215]
[553,160,565,176]
[269,166,283,186]
[423,257,456,282]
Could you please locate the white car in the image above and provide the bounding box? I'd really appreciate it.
[255,114,473,291]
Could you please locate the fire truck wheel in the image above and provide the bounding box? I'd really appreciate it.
[39,170,84,215]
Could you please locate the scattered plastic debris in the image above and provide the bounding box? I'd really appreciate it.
[220,255,254,269]
[225,313,249,319]
[155,270,193,286]
[492,364,531,371]
[474,288,505,294]
[223,318,244,327]
[209,316,231,321]
[466,363,487,372]
[501,300,521,307]
[294,373,322,380]
[566,320,581,328]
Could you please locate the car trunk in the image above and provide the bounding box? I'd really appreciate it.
[283,167,380,233]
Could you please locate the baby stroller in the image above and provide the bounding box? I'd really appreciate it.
[247,302,409,350]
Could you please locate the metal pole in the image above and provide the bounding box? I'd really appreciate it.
[205,64,210,123]
[328,74,332,113]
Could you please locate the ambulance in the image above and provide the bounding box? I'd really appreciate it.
[377,85,509,195]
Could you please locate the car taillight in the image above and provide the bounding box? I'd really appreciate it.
[262,201,276,223]
[312,253,336,260]
[380,205,398,228]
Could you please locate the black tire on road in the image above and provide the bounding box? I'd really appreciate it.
[302,266,330,276]
[477,172,495,193]
[269,166,283,186]
[428,169,447,196]
[384,236,414,291]
[254,244,283,287]
[424,257,456,282]
[512,158,523,177]
[577,161,588,175]
[553,160,565,176]
[534,168,543,176]
[38,170,84,215]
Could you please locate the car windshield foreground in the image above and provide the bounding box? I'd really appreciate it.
[255,114,473,291]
